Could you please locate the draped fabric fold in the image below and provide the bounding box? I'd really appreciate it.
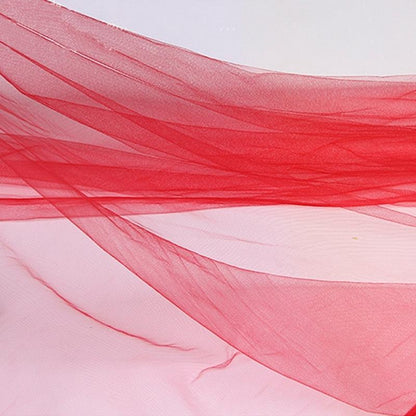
[1,1,416,415]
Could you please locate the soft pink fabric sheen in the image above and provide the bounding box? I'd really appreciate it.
[1,1,416,415]
[0,218,376,416]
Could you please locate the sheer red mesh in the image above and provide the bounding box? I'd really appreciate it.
[1,1,416,415]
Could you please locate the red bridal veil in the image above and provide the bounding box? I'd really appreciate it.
[1,1,416,415]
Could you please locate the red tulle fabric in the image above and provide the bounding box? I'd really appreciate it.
[1,1,416,415]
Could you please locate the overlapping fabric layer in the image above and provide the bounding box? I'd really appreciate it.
[1,1,416,415]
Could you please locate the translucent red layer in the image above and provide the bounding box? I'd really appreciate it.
[1,1,416,414]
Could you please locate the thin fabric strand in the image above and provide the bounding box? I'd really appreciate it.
[1,1,416,415]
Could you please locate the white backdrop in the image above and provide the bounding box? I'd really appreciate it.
[55,0,416,76]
